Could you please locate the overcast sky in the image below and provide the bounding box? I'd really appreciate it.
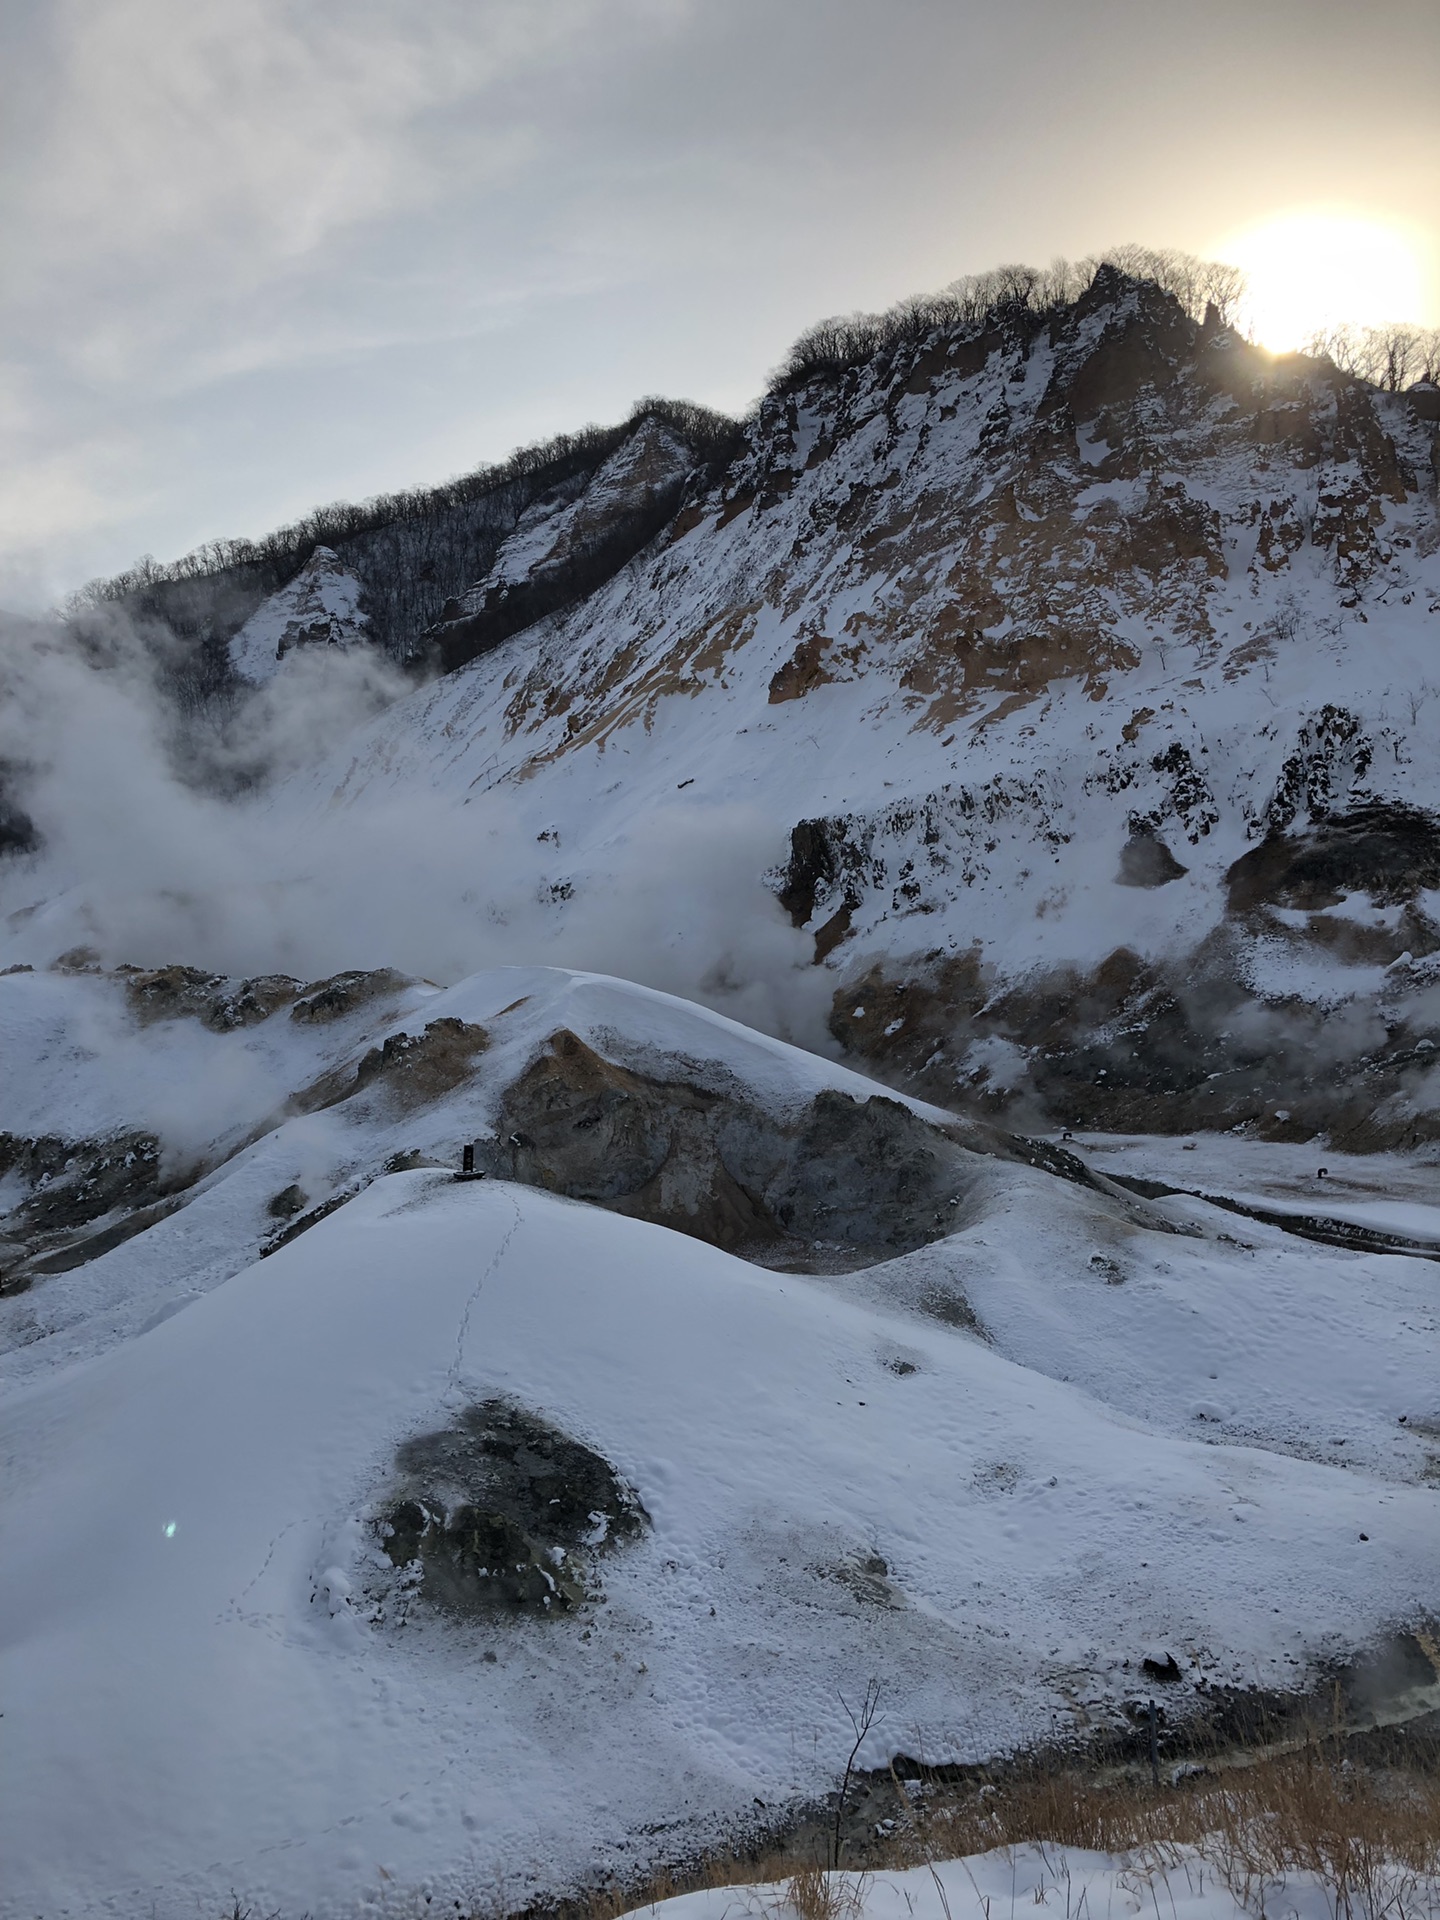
[2,0,1437,607]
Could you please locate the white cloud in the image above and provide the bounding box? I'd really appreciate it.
[10,1,637,374]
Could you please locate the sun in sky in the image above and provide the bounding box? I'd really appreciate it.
[1217,210,1434,353]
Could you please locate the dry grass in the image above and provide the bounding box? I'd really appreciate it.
[561,1742,1440,1920]
[907,1748,1440,1919]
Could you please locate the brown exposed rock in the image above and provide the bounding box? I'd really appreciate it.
[812,902,855,962]
[295,1016,489,1114]
[769,632,835,703]
[126,965,300,1030]
[829,953,989,1082]
[289,968,413,1023]
[903,327,1004,395]
[478,1027,984,1266]
[821,927,1440,1151]
[467,270,1425,786]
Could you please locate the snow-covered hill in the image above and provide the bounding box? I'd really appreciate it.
[16,269,1440,1142]
[2,963,1438,1919]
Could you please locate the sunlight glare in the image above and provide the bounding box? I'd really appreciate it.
[1220,212,1429,353]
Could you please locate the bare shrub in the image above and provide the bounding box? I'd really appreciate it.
[780,1861,870,1920]
[905,1744,1440,1920]
[1307,324,1440,391]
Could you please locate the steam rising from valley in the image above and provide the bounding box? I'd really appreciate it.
[0,610,825,1044]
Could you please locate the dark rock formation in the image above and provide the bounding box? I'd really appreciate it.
[125,964,301,1030]
[294,1016,489,1114]
[0,1129,175,1294]
[289,968,413,1023]
[478,1027,982,1266]
[376,1399,647,1615]
[1226,804,1440,913]
[1117,826,1189,888]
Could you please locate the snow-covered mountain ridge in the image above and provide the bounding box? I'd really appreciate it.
[271,267,1440,1145]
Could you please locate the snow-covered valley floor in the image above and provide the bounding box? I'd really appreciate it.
[1,966,1437,1920]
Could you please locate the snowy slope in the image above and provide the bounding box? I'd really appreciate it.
[1,963,1439,1917]
[3,1167,1438,1920]
[10,273,1440,1139]
[4,271,1440,1919]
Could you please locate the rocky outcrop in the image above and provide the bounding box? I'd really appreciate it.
[289,968,414,1023]
[375,1399,647,1616]
[477,1027,983,1265]
[1225,804,1440,912]
[294,1016,488,1114]
[0,1128,175,1294]
[125,964,301,1029]
[826,933,1440,1150]
[228,546,371,684]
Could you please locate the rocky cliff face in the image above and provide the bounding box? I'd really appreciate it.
[426,415,711,673]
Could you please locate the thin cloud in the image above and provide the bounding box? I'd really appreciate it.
[2,0,1435,599]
